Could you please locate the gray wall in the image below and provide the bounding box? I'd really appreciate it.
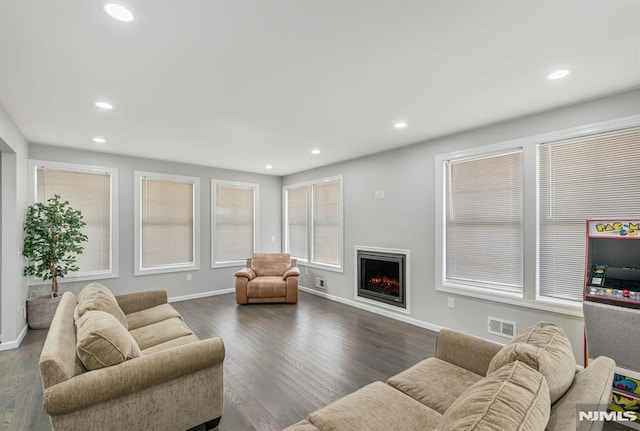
[0,101,29,347]
[284,88,640,362]
[28,144,283,300]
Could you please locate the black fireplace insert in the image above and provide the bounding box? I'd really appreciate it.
[357,250,406,308]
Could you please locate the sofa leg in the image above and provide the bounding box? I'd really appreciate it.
[204,416,221,430]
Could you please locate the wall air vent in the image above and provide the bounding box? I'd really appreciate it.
[488,316,517,339]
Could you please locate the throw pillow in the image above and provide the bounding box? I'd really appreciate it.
[487,321,576,404]
[76,310,141,370]
[76,282,128,329]
[438,360,550,431]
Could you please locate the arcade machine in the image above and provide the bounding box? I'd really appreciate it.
[583,219,640,428]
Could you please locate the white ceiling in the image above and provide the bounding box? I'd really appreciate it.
[1,1,639,176]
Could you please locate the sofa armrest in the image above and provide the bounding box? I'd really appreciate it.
[235,267,256,280]
[115,290,168,315]
[435,329,503,376]
[43,337,225,415]
[283,267,300,279]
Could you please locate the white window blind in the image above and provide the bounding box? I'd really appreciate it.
[37,167,112,275]
[539,127,640,302]
[312,180,342,267]
[141,177,195,269]
[286,186,308,260]
[445,150,523,292]
[213,183,255,264]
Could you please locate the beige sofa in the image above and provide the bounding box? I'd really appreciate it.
[284,322,616,431]
[235,253,300,304]
[39,283,225,431]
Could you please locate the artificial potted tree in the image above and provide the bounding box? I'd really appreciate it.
[22,194,87,329]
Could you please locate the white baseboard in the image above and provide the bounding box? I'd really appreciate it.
[299,286,444,333]
[169,288,234,303]
[0,324,29,351]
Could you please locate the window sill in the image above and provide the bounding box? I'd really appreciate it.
[28,272,119,286]
[298,261,344,274]
[212,260,245,269]
[436,284,583,317]
[135,264,199,276]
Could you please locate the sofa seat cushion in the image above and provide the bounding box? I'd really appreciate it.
[387,357,483,414]
[125,303,183,330]
[438,361,550,431]
[141,334,200,355]
[76,282,128,329]
[487,321,576,404]
[76,310,142,370]
[307,381,442,431]
[129,317,193,350]
[247,276,287,298]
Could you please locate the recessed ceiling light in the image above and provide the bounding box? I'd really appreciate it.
[311,149,320,155]
[265,164,273,169]
[95,101,113,110]
[394,122,407,129]
[547,69,570,80]
[93,137,106,143]
[104,3,134,22]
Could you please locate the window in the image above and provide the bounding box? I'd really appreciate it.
[30,160,118,281]
[211,180,258,267]
[284,176,343,270]
[135,171,199,275]
[539,127,640,303]
[444,151,523,293]
[284,186,308,260]
[437,117,640,314]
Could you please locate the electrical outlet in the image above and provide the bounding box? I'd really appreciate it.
[22,304,27,320]
[186,273,192,281]
[447,297,455,308]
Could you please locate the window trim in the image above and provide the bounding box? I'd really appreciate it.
[134,170,200,276]
[28,159,119,284]
[283,175,344,272]
[210,179,259,268]
[435,114,640,317]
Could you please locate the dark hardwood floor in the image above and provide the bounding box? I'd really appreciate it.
[1,291,632,430]
[0,292,436,431]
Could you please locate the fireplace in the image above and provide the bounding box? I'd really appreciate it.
[357,249,406,309]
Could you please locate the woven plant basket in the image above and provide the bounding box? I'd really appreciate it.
[27,292,62,329]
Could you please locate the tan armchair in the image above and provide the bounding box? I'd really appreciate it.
[235,253,300,304]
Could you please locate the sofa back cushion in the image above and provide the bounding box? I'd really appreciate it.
[487,321,575,404]
[438,361,550,431]
[251,253,292,276]
[76,310,142,370]
[39,292,88,388]
[76,282,128,329]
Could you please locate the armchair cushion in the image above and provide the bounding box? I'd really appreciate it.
[252,253,293,276]
[76,310,141,371]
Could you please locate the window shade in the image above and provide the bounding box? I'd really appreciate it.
[312,180,341,266]
[37,168,111,274]
[286,186,308,260]
[539,127,640,302]
[445,150,523,291]
[141,177,194,268]
[214,184,254,263]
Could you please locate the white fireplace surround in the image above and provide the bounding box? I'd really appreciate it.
[354,245,411,315]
